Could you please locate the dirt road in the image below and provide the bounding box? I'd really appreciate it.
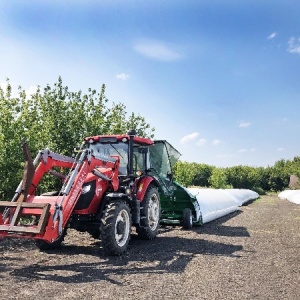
[1,195,299,299]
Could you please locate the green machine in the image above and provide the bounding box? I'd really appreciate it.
[150,140,202,229]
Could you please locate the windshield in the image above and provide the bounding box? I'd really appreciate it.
[89,142,128,175]
[149,141,180,178]
[149,140,181,194]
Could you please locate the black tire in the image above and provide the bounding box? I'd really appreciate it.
[136,186,160,240]
[100,201,132,256]
[35,229,67,250]
[88,229,101,240]
[182,208,193,230]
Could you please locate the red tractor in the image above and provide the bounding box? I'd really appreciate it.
[0,130,181,255]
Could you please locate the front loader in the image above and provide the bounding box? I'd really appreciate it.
[0,130,202,255]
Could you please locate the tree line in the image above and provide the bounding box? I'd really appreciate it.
[173,158,300,194]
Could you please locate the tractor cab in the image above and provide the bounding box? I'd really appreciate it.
[85,133,201,229]
[85,134,180,193]
[85,130,154,181]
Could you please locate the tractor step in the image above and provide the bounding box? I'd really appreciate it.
[0,201,50,234]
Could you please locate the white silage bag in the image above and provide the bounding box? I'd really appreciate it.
[187,188,239,224]
[278,190,300,205]
[221,189,259,206]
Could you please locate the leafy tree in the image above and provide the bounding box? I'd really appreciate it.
[173,161,195,187]
[173,158,299,193]
[190,163,214,187]
[267,159,290,191]
[209,168,231,189]
[252,167,269,194]
[0,77,154,198]
[225,165,257,189]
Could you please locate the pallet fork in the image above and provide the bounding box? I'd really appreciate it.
[0,142,51,235]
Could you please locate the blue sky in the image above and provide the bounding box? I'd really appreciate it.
[1,0,300,167]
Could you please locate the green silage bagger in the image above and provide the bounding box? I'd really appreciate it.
[150,140,202,229]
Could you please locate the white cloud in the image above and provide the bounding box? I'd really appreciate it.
[0,82,6,90]
[0,82,18,97]
[277,147,286,152]
[237,148,256,153]
[25,85,38,98]
[180,132,199,144]
[237,148,247,153]
[212,139,221,146]
[134,40,182,62]
[216,154,234,159]
[116,73,129,80]
[267,32,278,40]
[0,83,38,98]
[239,121,251,128]
[287,37,300,54]
[196,138,207,146]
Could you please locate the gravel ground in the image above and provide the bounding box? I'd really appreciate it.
[0,194,299,300]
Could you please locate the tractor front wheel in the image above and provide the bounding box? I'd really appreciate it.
[136,186,161,240]
[100,201,132,255]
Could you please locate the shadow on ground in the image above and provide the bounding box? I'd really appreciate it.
[5,212,249,284]
[9,235,243,284]
[200,211,250,237]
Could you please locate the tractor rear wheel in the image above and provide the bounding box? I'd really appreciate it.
[35,229,67,250]
[182,208,193,229]
[100,201,132,255]
[136,186,160,240]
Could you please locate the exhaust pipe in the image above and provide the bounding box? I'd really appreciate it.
[127,129,136,177]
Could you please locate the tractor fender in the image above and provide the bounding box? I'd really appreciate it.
[98,193,127,214]
[136,176,158,201]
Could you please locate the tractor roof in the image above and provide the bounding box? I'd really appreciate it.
[85,134,154,145]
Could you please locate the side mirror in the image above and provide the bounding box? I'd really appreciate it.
[167,172,173,181]
[72,144,84,158]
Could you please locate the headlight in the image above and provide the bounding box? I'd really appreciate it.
[125,187,131,195]
[136,170,143,177]
[82,184,91,194]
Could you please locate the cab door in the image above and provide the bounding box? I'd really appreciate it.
[149,140,181,197]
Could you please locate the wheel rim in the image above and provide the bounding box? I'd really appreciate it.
[115,209,130,247]
[148,193,160,231]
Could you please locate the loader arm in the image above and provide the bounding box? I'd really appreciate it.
[47,151,120,239]
[0,147,120,244]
